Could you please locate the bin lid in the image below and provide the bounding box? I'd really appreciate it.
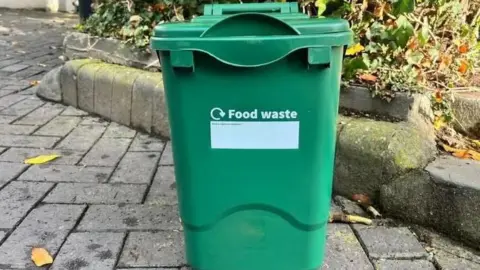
[152,3,351,40]
[151,3,352,67]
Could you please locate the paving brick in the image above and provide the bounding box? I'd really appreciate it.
[0,148,84,165]
[50,232,125,270]
[374,259,435,270]
[0,204,85,269]
[94,66,118,119]
[130,133,165,152]
[111,69,141,126]
[0,63,30,73]
[14,103,65,125]
[103,122,136,138]
[79,137,131,167]
[79,116,109,126]
[44,183,147,204]
[3,80,30,89]
[0,94,26,109]
[110,152,160,184]
[118,231,185,268]
[0,134,60,148]
[0,97,44,116]
[17,86,36,95]
[56,124,106,151]
[18,165,114,183]
[10,66,44,79]
[61,106,89,116]
[77,204,181,231]
[0,59,21,69]
[434,250,480,270]
[0,89,17,97]
[131,74,159,133]
[0,231,5,242]
[0,147,5,154]
[145,166,178,205]
[34,115,81,137]
[0,115,18,124]
[355,227,427,260]
[117,268,179,270]
[323,224,373,270]
[0,124,37,135]
[160,141,173,165]
[77,63,103,112]
[0,181,54,229]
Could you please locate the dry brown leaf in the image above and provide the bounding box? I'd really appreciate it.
[459,44,469,54]
[31,247,53,267]
[29,80,40,86]
[441,143,480,161]
[352,194,372,206]
[407,38,418,50]
[438,55,452,70]
[458,60,469,74]
[359,74,377,82]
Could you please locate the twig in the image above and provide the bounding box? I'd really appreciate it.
[329,213,373,225]
[405,14,438,44]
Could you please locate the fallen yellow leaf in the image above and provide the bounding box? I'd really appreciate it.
[434,116,445,130]
[472,140,480,147]
[31,247,53,267]
[24,154,60,165]
[30,80,41,86]
[346,43,365,56]
[452,149,470,159]
[441,144,480,161]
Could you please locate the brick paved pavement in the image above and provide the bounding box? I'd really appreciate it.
[0,9,479,270]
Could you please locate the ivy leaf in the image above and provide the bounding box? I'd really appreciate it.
[406,51,424,65]
[392,15,414,47]
[391,0,415,16]
[418,17,430,45]
[315,0,328,17]
[343,57,369,79]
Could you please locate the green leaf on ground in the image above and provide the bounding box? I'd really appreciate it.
[392,0,415,15]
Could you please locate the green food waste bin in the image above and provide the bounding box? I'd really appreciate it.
[151,3,352,270]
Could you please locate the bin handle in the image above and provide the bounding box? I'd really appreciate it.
[163,13,332,69]
[203,3,298,16]
[169,37,331,69]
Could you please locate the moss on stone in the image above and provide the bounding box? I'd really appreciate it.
[334,117,436,200]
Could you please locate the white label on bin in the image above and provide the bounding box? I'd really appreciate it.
[210,121,299,149]
[209,108,300,149]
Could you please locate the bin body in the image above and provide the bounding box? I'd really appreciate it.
[152,3,352,270]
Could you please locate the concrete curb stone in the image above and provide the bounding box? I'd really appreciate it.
[380,156,480,249]
[334,117,436,199]
[60,59,100,107]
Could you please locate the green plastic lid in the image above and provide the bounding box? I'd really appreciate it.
[151,3,352,68]
[152,3,351,39]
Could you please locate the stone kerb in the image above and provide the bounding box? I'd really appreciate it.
[40,59,169,138]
